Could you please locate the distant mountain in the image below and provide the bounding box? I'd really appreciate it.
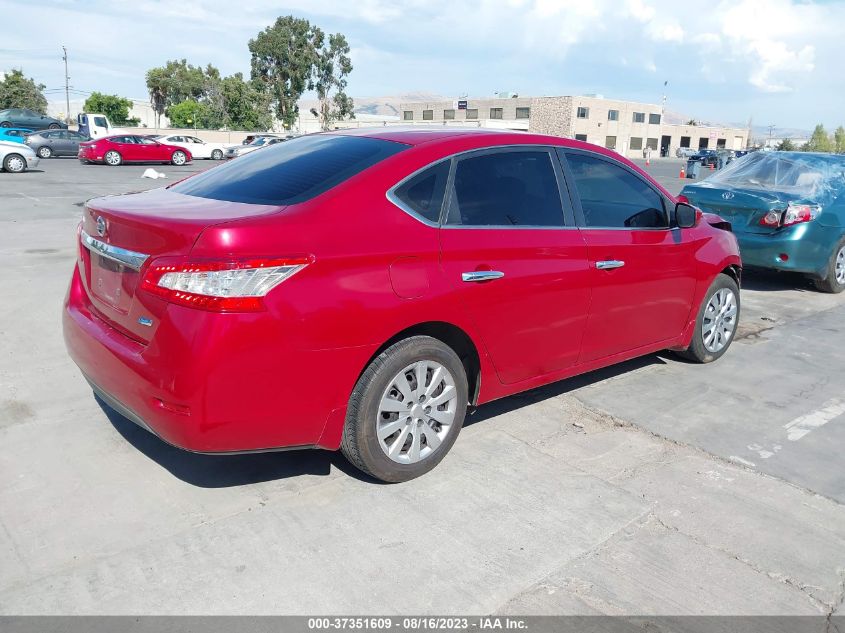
[299,92,448,118]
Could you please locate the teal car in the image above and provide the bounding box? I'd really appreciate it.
[0,128,33,144]
[681,151,845,293]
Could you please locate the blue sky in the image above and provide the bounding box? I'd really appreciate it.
[1,0,843,130]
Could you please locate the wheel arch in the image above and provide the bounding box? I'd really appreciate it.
[721,263,742,287]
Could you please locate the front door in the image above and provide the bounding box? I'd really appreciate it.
[439,147,591,385]
[559,149,697,363]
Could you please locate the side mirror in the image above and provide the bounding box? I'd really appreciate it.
[675,202,699,229]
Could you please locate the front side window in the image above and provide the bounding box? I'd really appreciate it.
[564,152,667,229]
[403,111,413,121]
[392,160,450,223]
[633,112,645,123]
[422,110,433,121]
[516,107,530,119]
[490,108,503,120]
[577,107,590,119]
[172,134,408,205]
[446,150,564,227]
[93,117,107,128]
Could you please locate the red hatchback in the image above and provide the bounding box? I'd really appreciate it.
[64,129,741,482]
[78,134,192,166]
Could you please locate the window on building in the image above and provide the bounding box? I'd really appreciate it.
[605,136,617,150]
[629,137,643,150]
[443,109,455,120]
[648,113,661,125]
[698,138,709,149]
[490,108,503,120]
[422,110,433,121]
[564,153,667,229]
[646,138,658,150]
[680,136,691,148]
[633,112,645,123]
[403,111,413,121]
[446,150,564,227]
[465,108,478,119]
[607,110,619,121]
[575,134,588,142]
[515,107,530,119]
[577,107,590,119]
[392,160,450,223]
[716,138,726,148]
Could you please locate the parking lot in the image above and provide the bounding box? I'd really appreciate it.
[1,157,844,616]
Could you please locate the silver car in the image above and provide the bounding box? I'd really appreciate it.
[0,140,40,173]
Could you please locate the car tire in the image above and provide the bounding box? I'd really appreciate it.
[37,146,52,159]
[676,273,740,364]
[171,150,187,166]
[3,153,27,173]
[211,149,223,160]
[104,150,122,166]
[0,121,10,128]
[48,123,60,129]
[341,336,469,483]
[813,238,845,294]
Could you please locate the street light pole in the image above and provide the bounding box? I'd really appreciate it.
[62,46,70,124]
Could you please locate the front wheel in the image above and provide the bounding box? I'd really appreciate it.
[211,149,223,160]
[3,153,26,173]
[0,121,10,128]
[171,150,187,165]
[48,123,61,129]
[104,150,122,166]
[341,336,469,483]
[37,146,52,159]
[676,273,740,363]
[813,239,845,293]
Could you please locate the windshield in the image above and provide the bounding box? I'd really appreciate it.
[706,151,845,198]
[250,137,270,146]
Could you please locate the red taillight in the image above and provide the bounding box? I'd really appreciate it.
[140,257,311,312]
[759,203,821,228]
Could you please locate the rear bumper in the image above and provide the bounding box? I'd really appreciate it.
[63,264,372,452]
[735,223,840,277]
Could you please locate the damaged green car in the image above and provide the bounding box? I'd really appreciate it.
[680,151,845,292]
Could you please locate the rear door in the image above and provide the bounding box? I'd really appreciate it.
[65,131,86,155]
[559,149,697,362]
[438,147,591,385]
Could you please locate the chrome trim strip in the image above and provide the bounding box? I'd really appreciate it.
[81,230,149,270]
[462,270,505,282]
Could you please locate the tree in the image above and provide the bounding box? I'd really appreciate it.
[166,100,208,128]
[314,32,354,130]
[834,126,845,154]
[146,59,212,128]
[249,16,321,129]
[686,119,698,126]
[83,92,139,126]
[802,124,833,153]
[0,69,47,112]
[776,138,796,151]
[221,73,272,131]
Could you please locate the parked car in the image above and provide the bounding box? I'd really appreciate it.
[675,147,697,158]
[225,135,285,159]
[0,127,33,144]
[0,108,67,130]
[241,133,282,145]
[0,140,39,173]
[77,113,112,139]
[63,129,741,482]
[688,149,719,167]
[680,151,845,292]
[153,134,228,160]
[78,135,192,166]
[26,129,90,158]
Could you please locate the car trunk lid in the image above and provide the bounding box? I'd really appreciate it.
[79,187,282,342]
[681,185,802,235]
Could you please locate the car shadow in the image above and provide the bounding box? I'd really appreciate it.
[740,268,817,292]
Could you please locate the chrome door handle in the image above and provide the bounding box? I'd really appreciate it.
[462,271,505,282]
[596,260,625,270]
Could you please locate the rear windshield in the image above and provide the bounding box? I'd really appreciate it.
[171,134,409,205]
[708,151,845,198]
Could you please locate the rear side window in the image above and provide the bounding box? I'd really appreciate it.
[391,160,450,223]
[173,135,408,205]
[564,152,667,229]
[446,150,564,227]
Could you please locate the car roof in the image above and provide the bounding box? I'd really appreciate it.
[329,126,529,146]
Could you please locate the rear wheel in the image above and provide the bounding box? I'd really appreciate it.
[3,153,26,173]
[37,146,52,159]
[211,149,223,160]
[676,273,740,363]
[0,121,10,128]
[48,123,61,129]
[171,150,187,166]
[104,150,122,166]
[813,239,845,294]
[341,336,468,483]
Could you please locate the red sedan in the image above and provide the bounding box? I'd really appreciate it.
[63,129,741,482]
[78,134,192,166]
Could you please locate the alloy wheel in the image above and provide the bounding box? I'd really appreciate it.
[172,151,186,165]
[702,288,738,353]
[38,147,51,159]
[377,360,458,464]
[5,155,25,172]
[105,151,121,166]
[835,246,845,285]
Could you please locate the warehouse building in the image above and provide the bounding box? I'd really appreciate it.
[399,95,749,159]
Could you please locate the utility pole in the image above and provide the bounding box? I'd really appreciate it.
[62,46,71,124]
[767,124,776,146]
